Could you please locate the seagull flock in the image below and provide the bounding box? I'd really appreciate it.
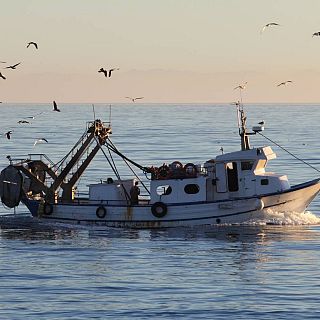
[233,21,320,95]
[2,21,319,142]
[1,100,58,143]
[1,40,144,144]
[0,41,59,143]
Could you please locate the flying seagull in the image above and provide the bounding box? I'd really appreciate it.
[125,96,144,102]
[98,68,108,77]
[98,67,120,78]
[18,120,30,124]
[234,82,248,90]
[312,32,320,37]
[277,80,293,87]
[107,68,119,77]
[0,72,6,80]
[5,131,12,140]
[261,22,280,33]
[27,42,38,49]
[34,138,48,146]
[53,100,60,112]
[5,62,21,69]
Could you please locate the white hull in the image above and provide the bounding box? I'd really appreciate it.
[24,179,320,228]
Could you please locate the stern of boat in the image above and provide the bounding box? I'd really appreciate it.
[21,196,41,217]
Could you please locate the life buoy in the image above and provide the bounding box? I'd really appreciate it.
[43,203,53,215]
[151,202,168,218]
[170,161,183,170]
[170,161,185,178]
[184,163,197,177]
[96,205,107,219]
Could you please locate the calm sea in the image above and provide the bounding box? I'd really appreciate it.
[1,103,320,319]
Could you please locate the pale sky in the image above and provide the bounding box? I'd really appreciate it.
[1,0,320,103]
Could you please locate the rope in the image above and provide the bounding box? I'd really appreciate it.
[105,139,150,194]
[93,137,131,202]
[258,132,320,173]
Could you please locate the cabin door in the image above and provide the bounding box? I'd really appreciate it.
[215,163,227,193]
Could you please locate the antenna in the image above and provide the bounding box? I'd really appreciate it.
[92,104,96,121]
[109,104,112,127]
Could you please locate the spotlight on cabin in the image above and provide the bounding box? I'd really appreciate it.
[252,125,264,133]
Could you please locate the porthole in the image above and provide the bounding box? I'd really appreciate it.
[184,184,200,194]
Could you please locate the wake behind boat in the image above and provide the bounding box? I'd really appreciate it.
[1,103,320,228]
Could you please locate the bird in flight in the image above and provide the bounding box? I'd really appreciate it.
[234,82,248,90]
[5,131,13,140]
[98,67,120,77]
[125,96,144,102]
[27,42,38,49]
[18,120,30,124]
[312,32,320,37]
[261,22,280,33]
[34,138,48,146]
[0,72,6,80]
[53,101,60,112]
[277,80,293,87]
[5,62,21,69]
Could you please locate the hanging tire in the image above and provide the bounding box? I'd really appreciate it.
[96,205,107,219]
[157,165,170,180]
[43,203,53,215]
[151,202,168,218]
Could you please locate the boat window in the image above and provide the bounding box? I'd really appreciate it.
[241,161,254,171]
[261,179,269,185]
[156,185,172,195]
[255,160,267,171]
[227,162,239,192]
[184,184,200,194]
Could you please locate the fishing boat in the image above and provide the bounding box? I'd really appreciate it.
[1,103,320,228]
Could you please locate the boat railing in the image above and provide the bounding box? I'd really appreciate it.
[8,153,56,168]
[86,120,111,130]
[57,198,151,205]
[58,191,151,205]
[27,153,56,168]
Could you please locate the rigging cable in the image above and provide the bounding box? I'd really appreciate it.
[105,140,151,195]
[106,138,149,173]
[93,137,131,202]
[258,131,320,174]
[106,139,151,193]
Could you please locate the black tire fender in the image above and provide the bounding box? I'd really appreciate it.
[96,205,107,219]
[151,202,168,218]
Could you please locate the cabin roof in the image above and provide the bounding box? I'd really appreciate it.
[215,146,276,162]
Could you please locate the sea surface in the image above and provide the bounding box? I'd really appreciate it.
[1,103,320,319]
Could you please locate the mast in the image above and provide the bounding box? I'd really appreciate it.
[236,102,251,151]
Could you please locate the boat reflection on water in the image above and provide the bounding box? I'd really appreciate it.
[1,212,320,244]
